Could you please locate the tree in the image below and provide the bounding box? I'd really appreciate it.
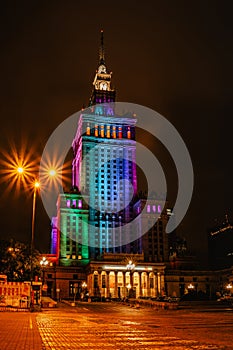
[0,239,41,281]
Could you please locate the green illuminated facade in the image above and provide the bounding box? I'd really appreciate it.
[56,188,89,266]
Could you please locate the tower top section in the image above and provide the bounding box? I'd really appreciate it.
[99,29,105,68]
[90,30,115,106]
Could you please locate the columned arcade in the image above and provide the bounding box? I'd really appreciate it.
[86,259,166,299]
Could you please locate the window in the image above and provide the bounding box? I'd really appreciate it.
[100,125,104,137]
[127,126,131,139]
[106,125,110,138]
[94,124,98,137]
[112,126,116,138]
[118,126,122,138]
[86,123,90,135]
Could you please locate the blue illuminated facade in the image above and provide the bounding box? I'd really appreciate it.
[72,31,139,259]
[51,32,170,268]
[46,32,174,300]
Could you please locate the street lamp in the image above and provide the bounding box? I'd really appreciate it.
[31,180,40,254]
[187,283,195,294]
[126,283,131,297]
[187,283,195,290]
[40,256,48,295]
[82,282,87,289]
[226,283,232,295]
[15,165,57,265]
[5,155,58,309]
[81,281,87,301]
[126,260,136,298]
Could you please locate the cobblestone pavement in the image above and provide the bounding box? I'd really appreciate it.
[36,303,231,350]
[0,312,42,350]
[0,303,232,349]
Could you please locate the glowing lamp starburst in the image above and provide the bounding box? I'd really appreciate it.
[17,167,24,174]
[0,141,40,195]
[49,169,56,177]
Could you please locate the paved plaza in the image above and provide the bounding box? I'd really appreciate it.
[0,302,233,349]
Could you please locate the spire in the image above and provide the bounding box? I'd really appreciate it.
[90,30,116,107]
[99,29,105,65]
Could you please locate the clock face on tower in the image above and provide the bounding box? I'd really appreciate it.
[98,65,107,74]
[99,82,108,91]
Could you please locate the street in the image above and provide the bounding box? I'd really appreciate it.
[0,302,233,349]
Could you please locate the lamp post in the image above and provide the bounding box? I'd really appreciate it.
[126,283,131,298]
[31,180,40,254]
[40,256,48,296]
[15,165,57,280]
[81,281,87,301]
[226,283,232,296]
[16,166,40,281]
[187,283,195,296]
[10,160,58,310]
[126,260,135,298]
[187,283,195,291]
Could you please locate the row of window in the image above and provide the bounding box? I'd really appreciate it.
[85,123,134,139]
[66,199,83,209]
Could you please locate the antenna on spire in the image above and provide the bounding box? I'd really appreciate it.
[99,29,105,65]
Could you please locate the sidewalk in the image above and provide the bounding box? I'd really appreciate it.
[0,312,43,350]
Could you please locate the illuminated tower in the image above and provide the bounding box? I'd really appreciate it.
[72,31,139,258]
[89,30,115,106]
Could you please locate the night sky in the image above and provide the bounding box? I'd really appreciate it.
[0,1,232,263]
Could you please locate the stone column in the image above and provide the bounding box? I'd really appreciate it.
[114,271,118,298]
[106,271,110,298]
[146,272,150,297]
[160,273,165,295]
[138,272,142,297]
[157,272,161,295]
[88,273,93,296]
[123,272,126,298]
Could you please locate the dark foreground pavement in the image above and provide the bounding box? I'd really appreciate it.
[0,312,42,350]
[0,302,233,349]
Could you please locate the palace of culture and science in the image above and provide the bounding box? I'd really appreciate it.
[44,32,232,301]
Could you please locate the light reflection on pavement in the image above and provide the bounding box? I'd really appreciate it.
[36,302,230,349]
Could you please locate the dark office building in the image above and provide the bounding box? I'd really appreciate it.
[208,215,233,269]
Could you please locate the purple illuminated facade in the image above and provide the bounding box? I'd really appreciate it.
[51,32,171,269]
[72,31,139,258]
[45,32,177,300]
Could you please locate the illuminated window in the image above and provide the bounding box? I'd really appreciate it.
[112,126,116,138]
[127,126,131,139]
[147,205,151,213]
[100,125,104,138]
[78,199,82,208]
[86,123,90,135]
[94,124,98,137]
[118,126,122,139]
[106,125,110,138]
